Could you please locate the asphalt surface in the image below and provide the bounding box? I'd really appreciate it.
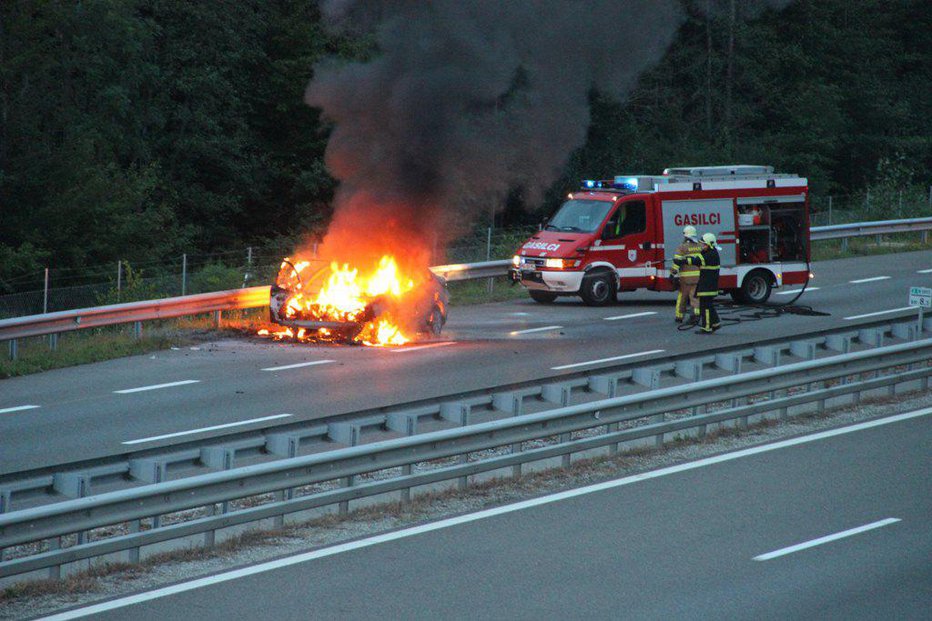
[52,408,932,620]
[1,251,930,474]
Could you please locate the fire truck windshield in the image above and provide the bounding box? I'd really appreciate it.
[545,199,612,233]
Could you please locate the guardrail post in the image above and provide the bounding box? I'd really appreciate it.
[493,393,526,477]
[384,416,417,504]
[541,385,574,465]
[49,333,58,352]
[132,321,142,339]
[440,403,473,487]
[0,490,10,562]
[266,434,301,523]
[128,459,167,561]
[214,310,222,328]
[8,339,16,361]
[51,473,91,577]
[200,448,236,518]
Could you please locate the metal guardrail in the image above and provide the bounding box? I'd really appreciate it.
[2,217,930,354]
[0,338,929,579]
[810,216,932,240]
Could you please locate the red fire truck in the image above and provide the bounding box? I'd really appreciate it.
[510,165,811,305]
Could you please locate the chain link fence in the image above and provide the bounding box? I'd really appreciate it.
[3,184,928,320]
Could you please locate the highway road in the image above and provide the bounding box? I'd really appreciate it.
[1,250,930,474]
[42,407,932,620]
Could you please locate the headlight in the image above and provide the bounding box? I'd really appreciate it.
[512,255,521,267]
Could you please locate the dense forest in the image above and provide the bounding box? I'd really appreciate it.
[1,0,929,294]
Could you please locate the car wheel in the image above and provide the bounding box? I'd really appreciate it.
[740,270,773,304]
[529,290,558,304]
[427,306,445,335]
[579,271,616,306]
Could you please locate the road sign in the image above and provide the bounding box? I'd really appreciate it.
[909,286,932,308]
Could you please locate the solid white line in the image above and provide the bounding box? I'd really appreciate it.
[776,287,820,296]
[849,276,891,284]
[121,414,293,445]
[261,360,334,371]
[753,518,901,561]
[918,268,932,274]
[113,380,200,394]
[46,407,931,621]
[0,405,40,414]
[603,312,657,321]
[552,349,665,370]
[844,307,914,320]
[391,342,454,353]
[510,325,563,335]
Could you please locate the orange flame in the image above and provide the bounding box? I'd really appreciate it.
[266,255,420,346]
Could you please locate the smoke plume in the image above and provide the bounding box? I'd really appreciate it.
[307,0,792,268]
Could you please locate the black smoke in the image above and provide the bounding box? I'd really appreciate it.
[307,0,792,266]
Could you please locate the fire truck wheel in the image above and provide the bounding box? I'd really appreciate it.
[580,271,616,306]
[529,290,558,304]
[739,270,773,304]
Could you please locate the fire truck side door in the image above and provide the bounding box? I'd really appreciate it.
[601,199,657,276]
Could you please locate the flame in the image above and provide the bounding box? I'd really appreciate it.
[264,255,420,346]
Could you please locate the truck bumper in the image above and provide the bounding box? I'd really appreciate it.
[513,269,585,293]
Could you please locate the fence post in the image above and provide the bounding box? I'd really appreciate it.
[898,191,903,217]
[181,254,187,296]
[242,246,253,288]
[43,267,49,314]
[486,227,494,294]
[827,196,832,225]
[116,260,122,302]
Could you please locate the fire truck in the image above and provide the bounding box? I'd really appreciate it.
[510,165,811,305]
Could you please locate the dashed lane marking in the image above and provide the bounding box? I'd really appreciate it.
[918,268,932,274]
[122,414,293,445]
[552,349,665,370]
[844,307,914,320]
[603,312,657,320]
[113,380,200,394]
[509,325,563,336]
[849,276,891,284]
[390,342,455,353]
[753,518,901,561]
[261,360,335,371]
[0,405,40,414]
[775,287,820,296]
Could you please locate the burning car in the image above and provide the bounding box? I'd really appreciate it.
[266,255,448,346]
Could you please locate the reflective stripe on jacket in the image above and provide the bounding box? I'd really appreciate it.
[685,246,720,296]
[672,240,703,277]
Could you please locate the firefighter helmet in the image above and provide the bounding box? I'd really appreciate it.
[683,226,698,241]
[702,232,720,249]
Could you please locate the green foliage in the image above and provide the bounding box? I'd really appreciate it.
[188,263,243,294]
[96,262,163,305]
[0,0,928,291]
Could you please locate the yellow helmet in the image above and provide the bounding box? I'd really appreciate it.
[702,232,720,248]
[683,225,698,241]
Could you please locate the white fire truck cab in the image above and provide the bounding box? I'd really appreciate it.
[510,165,811,305]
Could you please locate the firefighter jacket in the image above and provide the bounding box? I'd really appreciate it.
[671,240,703,279]
[683,246,720,296]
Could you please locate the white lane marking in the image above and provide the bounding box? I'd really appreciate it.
[753,518,901,561]
[510,325,562,335]
[261,360,334,371]
[603,312,657,321]
[113,380,200,394]
[0,405,40,414]
[122,414,293,445]
[48,408,931,621]
[844,307,914,320]
[391,342,454,353]
[775,287,820,296]
[917,268,932,274]
[509,312,531,316]
[552,349,664,370]
[849,276,891,284]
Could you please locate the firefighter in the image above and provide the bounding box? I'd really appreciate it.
[676,232,722,334]
[670,225,703,323]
